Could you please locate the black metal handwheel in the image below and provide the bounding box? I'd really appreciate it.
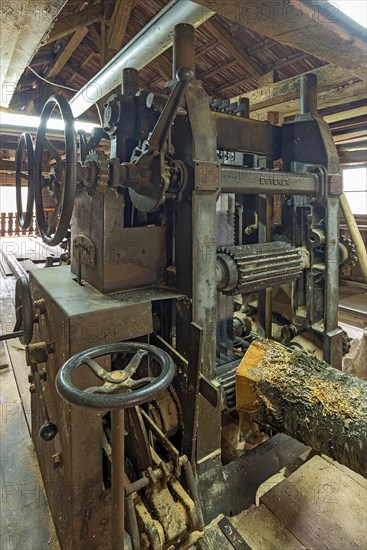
[56,342,176,409]
[14,276,34,345]
[34,94,77,246]
[15,132,35,230]
[77,129,88,163]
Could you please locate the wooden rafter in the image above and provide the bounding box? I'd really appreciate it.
[88,23,101,49]
[205,18,264,77]
[199,59,238,80]
[156,53,172,81]
[47,4,102,43]
[107,0,137,52]
[46,27,89,79]
[195,0,366,79]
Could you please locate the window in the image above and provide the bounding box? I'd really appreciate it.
[0,186,28,213]
[343,167,367,215]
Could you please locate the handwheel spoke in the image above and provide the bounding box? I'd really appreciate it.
[47,192,63,234]
[42,136,63,164]
[124,377,154,389]
[84,382,126,394]
[83,358,110,380]
[121,350,148,380]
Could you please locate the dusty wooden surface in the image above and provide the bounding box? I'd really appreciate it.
[202,455,367,549]
[237,340,367,477]
[261,455,367,550]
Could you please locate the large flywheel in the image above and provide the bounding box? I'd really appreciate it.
[15,132,35,230]
[34,94,77,246]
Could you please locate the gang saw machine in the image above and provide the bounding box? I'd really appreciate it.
[7,22,367,550]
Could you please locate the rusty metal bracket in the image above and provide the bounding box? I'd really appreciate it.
[199,374,220,408]
[194,161,220,192]
[218,517,252,550]
[329,174,343,195]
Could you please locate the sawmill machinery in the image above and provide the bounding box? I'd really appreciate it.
[8,22,359,550]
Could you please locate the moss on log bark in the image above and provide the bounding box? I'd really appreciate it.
[236,340,367,478]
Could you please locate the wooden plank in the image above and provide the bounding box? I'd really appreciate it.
[205,19,263,77]
[88,23,101,49]
[326,107,367,125]
[261,455,367,550]
[107,0,137,52]
[0,259,13,276]
[46,27,89,79]
[258,71,275,87]
[47,3,101,43]
[231,504,304,550]
[198,1,366,78]
[339,149,367,165]
[156,53,173,81]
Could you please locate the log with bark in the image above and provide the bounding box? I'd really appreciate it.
[236,340,367,478]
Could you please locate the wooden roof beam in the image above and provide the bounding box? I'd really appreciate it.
[46,3,102,43]
[195,1,366,79]
[205,18,263,77]
[231,65,366,120]
[233,65,361,108]
[46,27,88,79]
[107,0,137,52]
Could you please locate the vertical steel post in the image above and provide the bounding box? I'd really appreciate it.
[121,68,139,97]
[173,24,195,78]
[300,73,318,116]
[111,409,125,550]
[257,195,273,338]
[237,97,250,118]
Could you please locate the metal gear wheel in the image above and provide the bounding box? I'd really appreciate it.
[339,233,357,274]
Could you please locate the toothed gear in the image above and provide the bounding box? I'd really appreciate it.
[340,327,351,356]
[84,150,109,194]
[96,152,109,193]
[339,234,357,274]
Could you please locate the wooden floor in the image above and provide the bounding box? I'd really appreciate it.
[0,237,366,549]
[0,253,59,550]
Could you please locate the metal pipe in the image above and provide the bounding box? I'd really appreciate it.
[111,409,125,550]
[264,196,274,338]
[173,23,196,78]
[340,192,367,283]
[0,331,24,341]
[69,1,214,118]
[300,73,318,116]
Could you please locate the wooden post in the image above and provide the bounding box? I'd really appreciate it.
[236,340,367,478]
[0,213,6,236]
[8,212,13,236]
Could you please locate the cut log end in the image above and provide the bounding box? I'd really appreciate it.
[236,340,367,478]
